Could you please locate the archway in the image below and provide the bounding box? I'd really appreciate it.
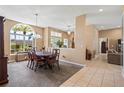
[10,24,34,54]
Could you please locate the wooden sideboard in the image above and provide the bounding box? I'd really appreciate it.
[0,16,8,85]
[0,57,8,84]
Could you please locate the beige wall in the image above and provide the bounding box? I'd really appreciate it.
[74,15,87,63]
[43,26,85,64]
[44,27,49,48]
[59,15,99,64]
[4,19,44,61]
[31,25,44,50]
[85,25,99,54]
[4,19,74,62]
[4,17,98,65]
[99,28,122,50]
[60,15,86,64]
[68,32,74,48]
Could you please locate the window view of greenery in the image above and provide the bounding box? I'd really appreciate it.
[10,24,33,54]
[50,31,62,48]
[63,39,68,48]
[50,31,68,48]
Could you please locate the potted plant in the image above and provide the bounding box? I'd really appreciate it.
[56,40,63,48]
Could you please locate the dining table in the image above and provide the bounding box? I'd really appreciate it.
[35,51,53,58]
[35,51,54,69]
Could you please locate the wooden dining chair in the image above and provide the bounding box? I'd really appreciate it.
[46,47,52,53]
[52,49,60,55]
[47,49,60,70]
[32,52,45,71]
[27,52,34,69]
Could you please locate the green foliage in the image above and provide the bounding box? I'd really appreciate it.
[56,40,63,48]
[12,24,33,34]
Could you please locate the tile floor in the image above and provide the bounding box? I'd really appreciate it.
[60,55,124,87]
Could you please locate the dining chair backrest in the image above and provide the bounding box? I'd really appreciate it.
[47,54,56,64]
[47,47,53,53]
[52,49,60,55]
[52,49,60,61]
[31,51,37,61]
[28,52,32,60]
[32,51,44,62]
[31,47,37,53]
[47,49,60,70]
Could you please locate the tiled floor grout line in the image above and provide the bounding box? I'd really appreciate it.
[73,61,99,87]
[72,67,90,86]
[97,62,106,87]
[87,68,98,86]
[100,62,106,87]
[100,62,115,87]
[60,55,124,87]
[107,63,116,87]
[87,62,102,87]
[113,71,116,87]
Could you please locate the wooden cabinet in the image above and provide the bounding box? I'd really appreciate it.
[0,57,8,84]
[0,16,8,85]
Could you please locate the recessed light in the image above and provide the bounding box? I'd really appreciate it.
[99,9,103,12]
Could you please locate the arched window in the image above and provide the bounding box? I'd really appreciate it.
[10,24,34,54]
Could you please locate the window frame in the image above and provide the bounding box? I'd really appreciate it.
[10,30,33,54]
[50,31,62,48]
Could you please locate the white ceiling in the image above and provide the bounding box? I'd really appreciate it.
[0,5,123,31]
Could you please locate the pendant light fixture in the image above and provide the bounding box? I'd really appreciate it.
[34,13,41,48]
[67,25,72,35]
[35,13,38,26]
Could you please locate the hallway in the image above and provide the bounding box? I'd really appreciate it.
[60,55,124,87]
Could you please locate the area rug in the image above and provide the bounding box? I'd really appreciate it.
[1,61,83,87]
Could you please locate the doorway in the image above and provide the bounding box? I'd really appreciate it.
[101,41,107,53]
[99,38,109,54]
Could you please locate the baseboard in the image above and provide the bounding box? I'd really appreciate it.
[94,54,99,59]
[8,60,15,63]
[60,59,85,67]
